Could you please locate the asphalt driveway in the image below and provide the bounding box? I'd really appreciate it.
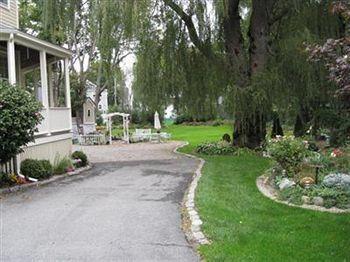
[1,142,199,261]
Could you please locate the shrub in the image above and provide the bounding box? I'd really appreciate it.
[222,133,231,143]
[174,114,193,125]
[38,160,53,178]
[0,172,15,187]
[20,159,45,179]
[71,151,88,167]
[0,82,43,164]
[53,156,74,175]
[267,136,311,177]
[196,141,236,155]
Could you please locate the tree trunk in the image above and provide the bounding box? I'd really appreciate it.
[293,105,311,137]
[231,0,272,148]
[233,112,266,148]
[271,112,284,138]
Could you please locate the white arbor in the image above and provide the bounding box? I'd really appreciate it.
[106,112,130,144]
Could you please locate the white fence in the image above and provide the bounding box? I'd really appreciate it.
[78,134,106,145]
[1,157,17,174]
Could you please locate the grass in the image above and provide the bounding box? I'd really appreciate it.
[167,124,350,261]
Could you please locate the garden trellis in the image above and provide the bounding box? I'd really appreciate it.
[106,112,130,144]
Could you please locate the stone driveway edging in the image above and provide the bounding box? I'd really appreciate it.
[0,165,92,195]
[257,175,350,214]
[174,141,210,246]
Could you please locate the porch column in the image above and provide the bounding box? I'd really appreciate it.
[7,33,16,85]
[40,50,50,135]
[64,58,71,108]
[39,51,49,109]
[64,58,72,131]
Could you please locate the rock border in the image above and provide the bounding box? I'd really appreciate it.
[0,165,92,195]
[256,175,350,214]
[174,142,210,246]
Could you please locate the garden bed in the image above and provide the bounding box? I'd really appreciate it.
[257,175,350,213]
[0,165,91,195]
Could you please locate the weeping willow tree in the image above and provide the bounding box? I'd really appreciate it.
[131,0,346,147]
[132,1,226,122]
[260,1,345,138]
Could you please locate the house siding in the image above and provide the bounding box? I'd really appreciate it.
[0,0,18,29]
[19,138,72,164]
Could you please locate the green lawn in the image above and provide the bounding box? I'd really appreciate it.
[167,124,350,261]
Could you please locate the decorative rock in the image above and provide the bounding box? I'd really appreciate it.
[313,196,324,207]
[301,195,311,205]
[278,178,296,190]
[299,177,315,188]
[323,173,350,190]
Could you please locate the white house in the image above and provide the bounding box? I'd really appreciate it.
[0,0,73,165]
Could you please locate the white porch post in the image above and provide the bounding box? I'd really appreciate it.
[40,50,50,135]
[39,51,49,108]
[7,33,16,85]
[64,58,72,131]
[64,58,71,108]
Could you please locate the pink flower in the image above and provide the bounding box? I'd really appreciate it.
[330,148,343,157]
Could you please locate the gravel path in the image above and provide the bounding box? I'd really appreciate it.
[1,142,199,261]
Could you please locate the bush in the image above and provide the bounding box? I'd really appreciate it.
[196,141,236,155]
[174,114,193,125]
[38,160,53,178]
[20,159,45,179]
[222,133,231,143]
[53,156,74,175]
[0,172,15,187]
[72,151,88,167]
[0,82,43,164]
[267,136,311,177]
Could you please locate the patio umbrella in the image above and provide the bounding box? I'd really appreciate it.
[154,111,161,130]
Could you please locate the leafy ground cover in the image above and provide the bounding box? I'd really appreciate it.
[167,124,350,261]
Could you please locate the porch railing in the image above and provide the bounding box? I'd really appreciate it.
[0,157,17,174]
[78,134,106,145]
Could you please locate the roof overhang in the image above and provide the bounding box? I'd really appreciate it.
[0,27,72,58]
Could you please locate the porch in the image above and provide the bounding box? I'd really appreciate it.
[0,28,72,136]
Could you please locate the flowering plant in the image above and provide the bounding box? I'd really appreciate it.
[267,136,311,177]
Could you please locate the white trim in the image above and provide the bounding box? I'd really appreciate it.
[27,132,72,147]
[0,29,72,57]
[7,33,16,84]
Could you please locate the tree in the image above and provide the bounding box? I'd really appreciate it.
[307,0,350,144]
[0,82,43,163]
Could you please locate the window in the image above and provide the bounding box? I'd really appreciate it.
[47,59,66,107]
[87,109,91,117]
[98,104,102,110]
[24,68,42,102]
[0,51,8,81]
[0,0,9,7]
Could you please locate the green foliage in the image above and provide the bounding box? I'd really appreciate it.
[174,114,193,125]
[0,172,16,187]
[222,133,231,143]
[72,151,88,167]
[20,159,45,179]
[267,136,311,177]
[38,160,53,178]
[0,82,43,164]
[53,156,73,175]
[196,141,236,155]
[279,186,305,205]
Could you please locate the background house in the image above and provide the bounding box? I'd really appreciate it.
[72,81,108,138]
[0,0,72,165]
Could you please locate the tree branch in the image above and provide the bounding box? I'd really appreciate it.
[162,0,214,60]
